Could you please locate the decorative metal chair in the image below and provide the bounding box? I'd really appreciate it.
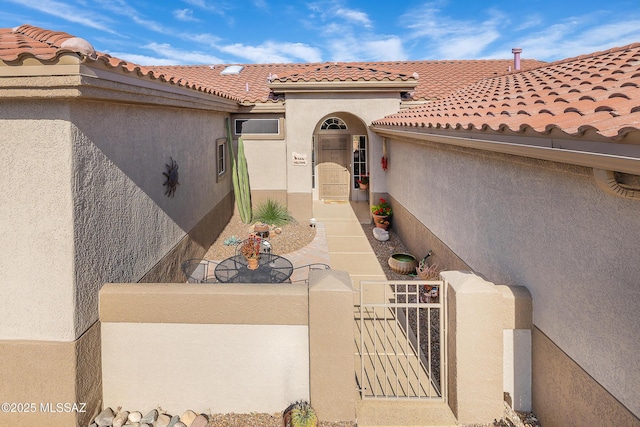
[290,263,331,284]
[181,259,219,283]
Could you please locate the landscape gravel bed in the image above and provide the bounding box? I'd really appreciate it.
[204,214,316,260]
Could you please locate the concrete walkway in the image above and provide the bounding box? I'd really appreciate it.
[312,200,386,286]
[312,200,457,427]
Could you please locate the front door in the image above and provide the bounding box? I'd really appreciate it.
[318,134,350,200]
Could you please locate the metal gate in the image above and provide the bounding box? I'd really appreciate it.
[356,280,446,400]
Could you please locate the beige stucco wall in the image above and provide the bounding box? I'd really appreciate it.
[70,100,231,337]
[100,282,311,415]
[102,322,309,414]
[284,93,399,200]
[1,93,232,342]
[0,99,76,341]
[386,137,640,417]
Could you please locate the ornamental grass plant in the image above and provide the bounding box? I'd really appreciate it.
[253,199,294,227]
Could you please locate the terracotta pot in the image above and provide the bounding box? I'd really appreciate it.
[358,183,368,190]
[247,258,259,270]
[376,221,389,230]
[388,253,418,275]
[372,214,388,226]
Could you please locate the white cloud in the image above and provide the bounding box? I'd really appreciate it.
[400,3,508,59]
[328,35,407,62]
[104,51,181,66]
[173,8,199,22]
[505,17,640,61]
[182,0,228,15]
[335,7,372,28]
[4,0,116,33]
[220,41,323,63]
[142,42,227,64]
[437,29,501,59]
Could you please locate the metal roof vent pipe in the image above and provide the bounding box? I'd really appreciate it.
[512,47,522,71]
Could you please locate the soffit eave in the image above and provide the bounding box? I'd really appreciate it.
[268,80,417,94]
[371,125,640,175]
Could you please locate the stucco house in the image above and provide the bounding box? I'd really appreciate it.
[1,24,639,426]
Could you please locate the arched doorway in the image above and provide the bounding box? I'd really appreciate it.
[313,114,369,201]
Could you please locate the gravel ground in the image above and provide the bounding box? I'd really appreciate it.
[206,412,354,427]
[203,213,316,260]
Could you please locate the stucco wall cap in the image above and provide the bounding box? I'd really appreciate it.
[440,270,500,294]
[309,269,352,292]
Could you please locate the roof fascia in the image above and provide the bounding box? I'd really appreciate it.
[238,102,285,113]
[269,80,417,94]
[371,125,640,175]
[0,61,240,112]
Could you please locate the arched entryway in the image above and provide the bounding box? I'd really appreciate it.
[313,113,369,202]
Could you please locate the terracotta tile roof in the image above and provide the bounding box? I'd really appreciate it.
[270,63,418,83]
[2,25,544,105]
[153,59,545,104]
[0,24,95,62]
[0,25,240,102]
[373,43,640,141]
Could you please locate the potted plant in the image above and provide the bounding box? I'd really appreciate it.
[283,400,317,427]
[376,217,390,230]
[240,235,262,269]
[371,197,392,225]
[357,175,369,190]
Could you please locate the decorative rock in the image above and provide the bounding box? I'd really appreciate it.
[167,415,181,427]
[180,410,197,426]
[128,411,143,423]
[373,227,389,241]
[125,423,140,427]
[113,410,129,427]
[95,407,115,427]
[173,422,187,427]
[154,413,171,427]
[141,409,158,424]
[189,414,209,427]
[140,424,151,427]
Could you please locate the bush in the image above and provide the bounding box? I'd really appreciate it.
[252,199,294,226]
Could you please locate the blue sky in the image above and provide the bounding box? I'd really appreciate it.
[2,0,640,66]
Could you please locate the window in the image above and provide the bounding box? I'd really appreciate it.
[235,118,280,135]
[352,135,367,188]
[216,137,227,181]
[321,117,347,130]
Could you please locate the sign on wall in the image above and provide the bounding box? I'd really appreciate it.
[292,152,307,165]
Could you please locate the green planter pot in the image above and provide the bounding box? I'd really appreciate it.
[388,253,418,275]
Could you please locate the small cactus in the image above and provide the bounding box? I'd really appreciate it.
[288,400,317,427]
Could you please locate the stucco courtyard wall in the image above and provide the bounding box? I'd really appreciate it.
[385,137,640,422]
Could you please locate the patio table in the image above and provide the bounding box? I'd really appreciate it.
[214,253,293,283]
